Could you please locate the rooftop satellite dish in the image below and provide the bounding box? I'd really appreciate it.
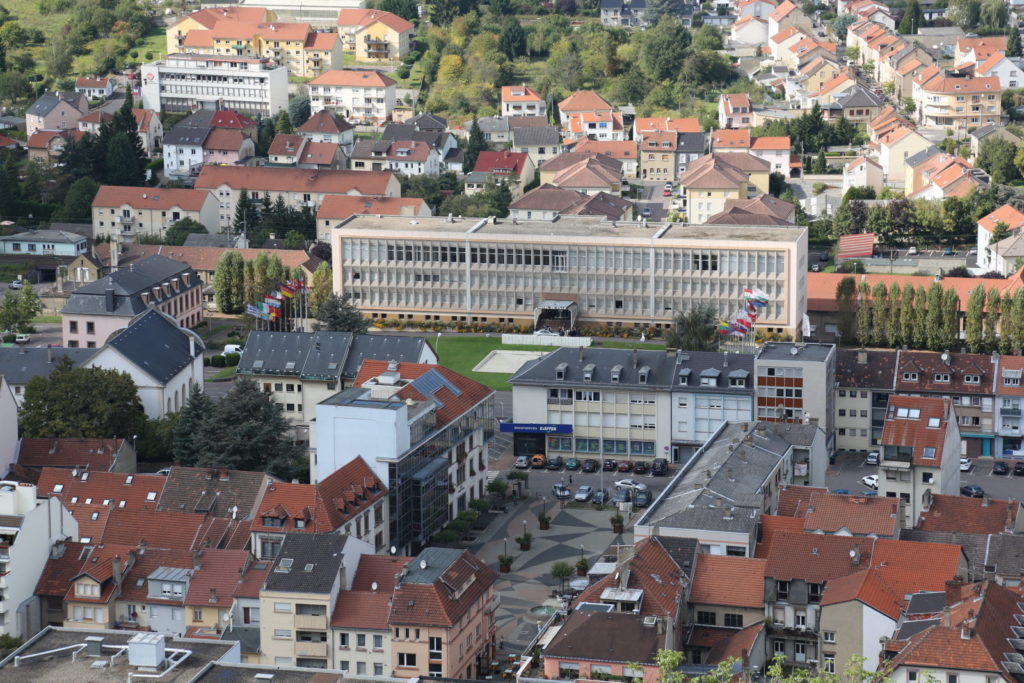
[849,549,856,558]
[390,546,397,555]
[371,581,378,592]
[420,559,427,570]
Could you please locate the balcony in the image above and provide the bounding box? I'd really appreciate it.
[294,613,327,629]
[1001,407,1021,417]
[294,640,328,658]
[484,593,501,615]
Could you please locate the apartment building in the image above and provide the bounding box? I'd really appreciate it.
[834,349,897,452]
[61,255,203,348]
[329,561,401,675]
[336,9,412,62]
[175,21,341,78]
[308,70,397,124]
[501,85,546,117]
[350,139,441,176]
[977,204,1024,271]
[599,0,647,26]
[330,215,808,336]
[557,90,615,128]
[388,548,498,679]
[91,186,219,241]
[719,93,753,129]
[686,554,767,660]
[912,66,1002,135]
[316,195,431,240]
[639,132,705,182]
[678,153,770,225]
[996,355,1024,456]
[755,342,836,448]
[140,54,288,116]
[315,361,493,554]
[259,533,372,668]
[165,7,275,53]
[877,395,960,526]
[25,91,89,137]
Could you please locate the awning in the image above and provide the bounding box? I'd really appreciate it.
[837,232,876,259]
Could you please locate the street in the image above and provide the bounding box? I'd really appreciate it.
[634,180,671,222]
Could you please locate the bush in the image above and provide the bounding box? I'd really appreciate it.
[469,498,491,513]
[203,356,211,366]
[396,65,411,79]
[211,355,226,367]
[224,352,240,367]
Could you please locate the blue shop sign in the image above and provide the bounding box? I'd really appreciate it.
[499,423,573,434]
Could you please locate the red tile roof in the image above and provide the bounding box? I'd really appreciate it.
[352,554,416,592]
[331,590,392,629]
[92,186,213,211]
[117,547,194,604]
[337,8,414,32]
[755,515,805,558]
[502,85,544,103]
[872,538,966,598]
[978,204,1024,233]
[917,494,1018,533]
[195,165,396,196]
[99,508,243,550]
[38,468,167,517]
[354,361,493,429]
[297,109,354,135]
[633,117,702,134]
[575,538,688,619]
[18,439,125,471]
[777,486,829,517]
[712,129,752,149]
[558,90,614,113]
[186,550,252,608]
[820,568,904,619]
[76,77,110,88]
[235,557,273,598]
[317,195,428,222]
[690,555,766,608]
[268,133,305,157]
[389,551,496,627]
[203,127,248,151]
[473,150,531,178]
[36,541,90,596]
[764,531,872,582]
[997,355,1024,397]
[880,395,952,466]
[705,622,767,664]
[802,493,900,536]
[310,69,396,88]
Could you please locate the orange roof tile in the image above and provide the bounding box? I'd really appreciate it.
[755,514,806,557]
[502,85,544,103]
[317,195,428,221]
[575,538,688,619]
[571,138,638,160]
[769,0,798,20]
[751,136,790,150]
[235,557,273,598]
[355,362,493,429]
[802,493,900,536]
[881,395,951,465]
[36,541,89,596]
[764,531,872,582]
[18,439,125,471]
[979,204,1024,233]
[712,129,752,149]
[195,165,396,196]
[706,622,767,664]
[186,550,252,608]
[690,555,766,608]
[777,485,829,516]
[92,186,213,211]
[917,494,1018,533]
[997,355,1024,397]
[310,69,396,88]
[203,127,247,151]
[331,590,392,629]
[352,554,416,592]
[634,117,702,134]
[337,8,413,32]
[820,568,904,619]
[389,551,496,627]
[558,90,613,113]
[770,25,804,44]
[304,32,338,51]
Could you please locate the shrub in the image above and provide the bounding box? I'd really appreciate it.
[224,352,240,367]
[203,356,211,366]
[469,498,491,513]
[396,65,411,79]
[210,355,226,367]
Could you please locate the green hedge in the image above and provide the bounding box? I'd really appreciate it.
[224,353,240,367]
[211,355,226,367]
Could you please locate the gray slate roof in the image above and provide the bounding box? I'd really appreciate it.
[0,347,93,385]
[512,126,561,147]
[475,117,509,134]
[678,132,706,154]
[265,533,350,593]
[183,233,238,247]
[26,91,85,117]
[400,547,465,584]
[164,126,211,147]
[62,255,199,318]
[380,124,448,149]
[220,625,260,654]
[830,85,886,110]
[105,309,203,384]
[237,330,428,381]
[905,145,942,168]
[0,230,85,244]
[510,347,754,393]
[406,113,447,131]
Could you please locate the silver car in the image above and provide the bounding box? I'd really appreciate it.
[574,485,593,502]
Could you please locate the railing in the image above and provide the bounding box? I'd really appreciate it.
[294,613,327,629]
[1001,408,1021,417]
[294,640,328,657]
[501,334,591,347]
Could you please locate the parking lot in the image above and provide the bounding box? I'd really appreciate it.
[506,458,676,510]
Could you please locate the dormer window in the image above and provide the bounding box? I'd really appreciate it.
[583,363,595,382]
[610,365,622,384]
[263,516,284,527]
[555,362,567,381]
[934,373,950,383]
[638,366,650,385]
[678,368,691,385]
[903,372,918,381]
[730,377,746,388]
[964,375,980,384]
[296,519,306,529]
[1004,369,1022,386]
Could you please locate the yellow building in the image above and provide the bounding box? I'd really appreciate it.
[166,7,275,54]
[337,9,414,62]
[912,67,1002,135]
[677,152,770,224]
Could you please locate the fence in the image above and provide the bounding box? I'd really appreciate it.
[501,334,592,347]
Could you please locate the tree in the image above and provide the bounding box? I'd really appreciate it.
[856,281,872,345]
[812,148,828,174]
[551,562,574,593]
[379,0,418,20]
[640,16,690,82]
[431,0,470,25]
[213,251,245,314]
[19,358,146,438]
[832,200,867,238]
[902,97,916,115]
[1010,28,1023,58]
[977,136,1021,185]
[926,283,944,350]
[871,283,888,346]
[913,286,928,349]
[233,189,260,237]
[966,285,986,352]
[105,132,146,186]
[165,217,208,245]
[834,12,858,40]
[887,283,903,348]
[274,109,293,135]
[836,276,857,340]
[498,18,526,60]
[644,0,685,23]
[985,286,1001,351]
[944,289,962,350]
[190,379,302,474]
[898,0,924,33]
[899,285,916,347]
[316,293,368,334]
[665,306,718,351]
[284,230,305,249]
[53,177,100,223]
[1009,289,1024,352]
[309,260,333,314]
[171,384,214,464]
[0,281,42,334]
[288,95,311,128]
[464,118,488,172]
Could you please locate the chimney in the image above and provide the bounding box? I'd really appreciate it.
[851,544,861,566]
[632,348,638,369]
[193,549,203,570]
[941,606,952,627]
[112,554,124,586]
[945,578,964,606]
[105,285,115,312]
[189,335,195,358]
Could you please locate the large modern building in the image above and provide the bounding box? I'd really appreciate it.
[140,54,289,117]
[755,342,837,451]
[329,215,808,336]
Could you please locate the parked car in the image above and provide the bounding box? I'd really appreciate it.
[614,479,649,491]
[634,488,652,508]
[552,484,572,500]
[155,468,171,476]
[859,474,878,490]
[531,454,547,469]
[960,484,985,498]
[603,459,618,472]
[865,451,879,465]
[642,206,653,217]
[612,488,633,504]
[565,458,580,471]
[968,248,978,255]
[592,489,609,506]
[582,458,599,473]
[907,246,919,256]
[14,333,30,344]
[943,247,955,256]
[546,455,564,471]
[633,461,649,475]
[8,279,22,290]
[993,461,1009,475]
[960,458,973,472]
[221,344,243,356]
[574,485,593,502]
[1014,461,1024,476]
[514,455,530,469]
[651,458,669,476]
[617,460,633,472]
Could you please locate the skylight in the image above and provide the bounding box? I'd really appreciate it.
[146,492,157,501]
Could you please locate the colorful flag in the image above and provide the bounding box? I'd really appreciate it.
[265,297,281,308]
[245,304,260,318]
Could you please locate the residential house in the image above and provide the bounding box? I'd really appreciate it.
[738,0,778,18]
[822,85,886,122]
[970,124,1023,160]
[905,150,989,200]
[539,152,624,195]
[61,255,203,347]
[512,126,563,169]
[91,185,219,240]
[315,362,493,554]
[84,309,204,418]
[316,195,431,240]
[250,456,387,559]
[834,349,898,452]
[877,126,932,184]
[916,493,1022,533]
[955,36,1007,66]
[842,156,884,195]
[25,91,89,137]
[308,70,397,124]
[508,184,633,222]
[236,330,433,430]
[388,548,498,679]
[600,0,647,27]
[632,117,702,140]
[868,106,913,144]
[988,231,1024,277]
[970,53,1023,91]
[132,109,163,157]
[501,85,546,117]
[770,26,810,63]
[163,125,211,179]
[686,554,767,662]
[107,547,193,634]
[195,165,400,231]
[564,111,627,142]
[571,138,640,178]
[640,132,705,182]
[74,77,113,100]
[351,139,441,176]
[711,129,752,152]
[155,465,273,523]
[768,0,812,38]
[16,438,136,475]
[677,152,770,224]
[750,136,792,176]
[0,482,77,638]
[336,9,413,62]
[542,611,665,682]
[704,194,796,225]
[470,151,535,198]
[27,129,83,165]
[297,109,355,154]
[912,67,1002,135]
[259,532,372,668]
[222,556,273,661]
[472,115,511,144]
[795,58,845,101]
[381,115,461,172]
[731,15,770,46]
[557,90,615,128]
[719,93,754,129]
[268,133,344,169]
[995,355,1024,455]
[165,7,276,54]
[61,544,138,628]
[977,204,1024,271]
[0,229,87,257]
[202,128,256,169]
[76,110,112,136]
[0,348,93,406]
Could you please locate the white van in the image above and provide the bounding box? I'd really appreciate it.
[221,344,243,356]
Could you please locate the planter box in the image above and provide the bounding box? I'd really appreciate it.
[500,563,511,573]
[539,520,550,530]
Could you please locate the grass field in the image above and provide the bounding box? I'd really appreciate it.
[31,315,62,324]
[3,0,70,34]
[429,336,666,391]
[212,365,238,380]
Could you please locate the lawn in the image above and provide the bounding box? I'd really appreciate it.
[3,0,72,34]
[133,30,168,65]
[430,336,666,391]
[0,263,30,283]
[212,365,238,380]
[31,314,62,324]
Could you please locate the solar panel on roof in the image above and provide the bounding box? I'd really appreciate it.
[411,369,461,407]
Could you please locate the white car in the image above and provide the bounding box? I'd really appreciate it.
[614,478,649,491]
[960,458,973,472]
[859,474,878,490]
[14,333,30,344]
[533,329,559,336]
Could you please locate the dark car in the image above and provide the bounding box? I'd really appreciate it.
[565,458,580,471]
[617,460,633,472]
[603,459,618,472]
[633,461,650,475]
[634,488,652,508]
[993,461,1010,475]
[651,458,669,476]
[546,456,564,471]
[960,484,985,498]
[551,484,572,500]
[1015,462,1024,476]
[612,487,632,504]
[582,459,599,473]
[592,489,609,506]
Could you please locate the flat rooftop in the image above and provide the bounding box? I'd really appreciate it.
[335,215,806,243]
[757,342,836,362]
[0,627,236,682]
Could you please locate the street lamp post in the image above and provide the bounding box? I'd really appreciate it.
[504,536,508,557]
